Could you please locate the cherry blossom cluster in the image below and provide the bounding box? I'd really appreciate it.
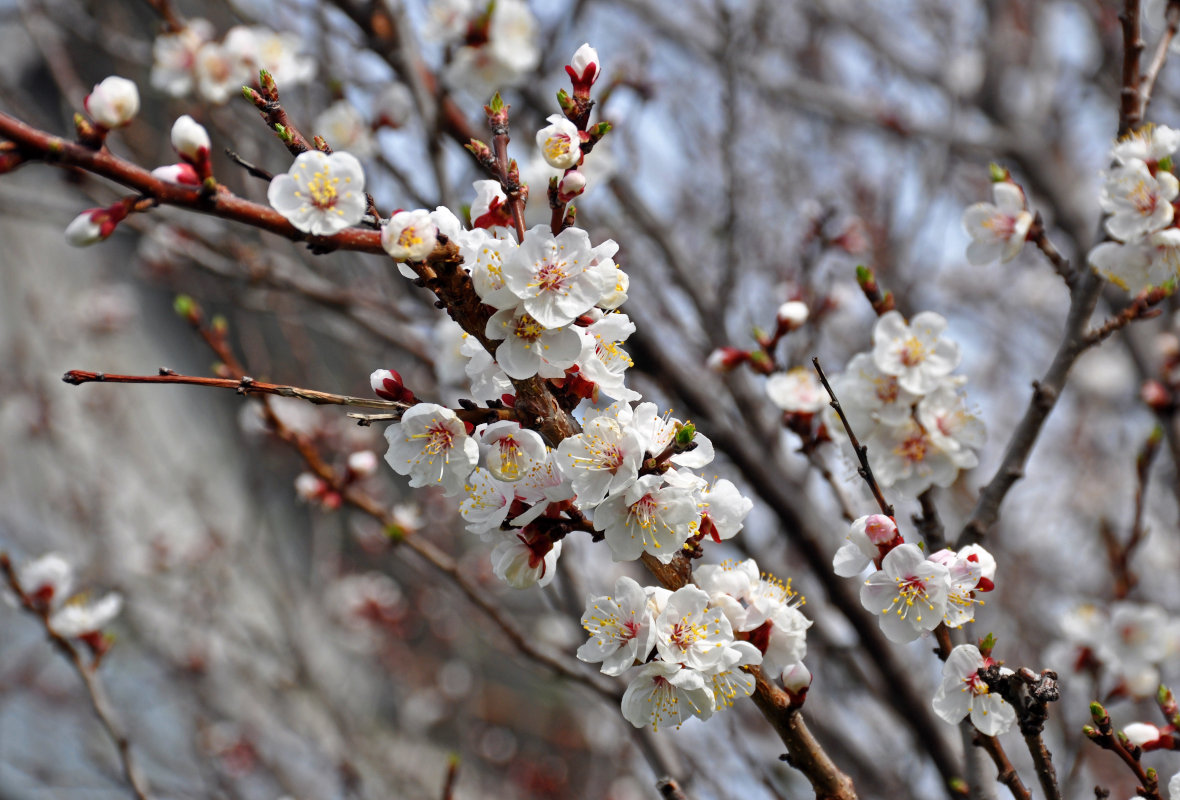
[578,565,811,731]
[1052,600,1180,698]
[4,553,123,651]
[825,310,984,498]
[834,514,996,642]
[151,19,314,104]
[424,0,540,97]
[1087,126,1180,292]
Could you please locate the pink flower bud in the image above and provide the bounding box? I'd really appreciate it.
[1123,722,1161,748]
[347,450,379,478]
[294,472,325,502]
[84,76,140,129]
[370,368,415,403]
[1141,379,1173,410]
[558,169,586,201]
[863,514,897,545]
[706,346,749,372]
[776,301,810,330]
[565,43,600,97]
[65,210,106,247]
[171,115,211,162]
[151,163,201,186]
[781,662,812,693]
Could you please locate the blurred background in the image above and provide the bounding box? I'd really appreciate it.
[1,1,1179,798]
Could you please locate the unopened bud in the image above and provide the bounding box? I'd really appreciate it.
[151,163,201,186]
[347,450,379,478]
[171,115,211,161]
[84,76,140,129]
[1123,722,1161,748]
[776,301,810,331]
[370,368,416,404]
[706,346,749,372]
[1141,379,1173,410]
[566,43,600,94]
[558,169,587,201]
[863,514,898,545]
[64,210,105,247]
[781,662,812,693]
[294,472,325,502]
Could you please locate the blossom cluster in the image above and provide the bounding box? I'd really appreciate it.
[819,310,984,498]
[1087,126,1180,292]
[1051,600,1180,698]
[151,19,314,104]
[6,553,123,644]
[834,514,996,644]
[424,0,540,97]
[578,566,811,731]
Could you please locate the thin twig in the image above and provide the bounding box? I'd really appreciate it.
[0,554,152,800]
[440,756,459,800]
[1085,285,1172,347]
[974,732,1032,800]
[1119,0,1145,136]
[224,149,273,182]
[61,369,411,413]
[1027,213,1075,288]
[1139,0,1180,118]
[812,357,894,517]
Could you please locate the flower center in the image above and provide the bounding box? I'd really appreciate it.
[535,259,569,292]
[413,422,454,456]
[398,227,423,250]
[543,134,573,164]
[496,436,525,479]
[899,336,926,367]
[512,314,545,342]
[895,431,928,463]
[306,170,339,210]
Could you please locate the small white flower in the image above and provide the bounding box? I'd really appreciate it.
[382,209,438,261]
[16,553,73,604]
[314,100,374,158]
[593,474,699,563]
[151,20,213,97]
[833,514,897,577]
[85,76,140,129]
[1090,229,1180,293]
[536,114,581,170]
[777,301,810,328]
[489,530,561,588]
[383,403,478,495]
[556,413,643,507]
[698,479,752,542]
[871,311,961,396]
[501,225,614,328]
[374,82,414,128]
[485,307,582,380]
[1168,769,1180,800]
[1100,159,1179,242]
[860,543,950,643]
[932,644,1015,736]
[653,585,734,672]
[626,402,714,470]
[1123,722,1162,748]
[707,641,762,709]
[478,420,547,481]
[826,353,918,434]
[621,661,714,730]
[575,313,640,402]
[251,27,316,86]
[766,367,826,413]
[458,468,513,535]
[961,182,1033,265]
[49,594,123,638]
[170,115,211,162]
[193,40,250,104]
[347,450,379,477]
[1112,125,1180,165]
[268,150,366,236]
[927,548,984,628]
[867,417,960,497]
[577,576,655,676]
[470,180,514,232]
[462,336,514,400]
[916,383,986,468]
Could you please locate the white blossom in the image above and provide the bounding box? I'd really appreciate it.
[593,474,699,563]
[766,367,826,413]
[382,209,438,261]
[575,312,640,402]
[961,182,1033,265]
[383,403,478,495]
[833,514,897,577]
[501,225,614,328]
[653,585,734,672]
[489,531,561,589]
[1112,124,1180,164]
[916,383,986,468]
[620,661,714,730]
[698,479,752,542]
[556,413,643,508]
[867,417,960,497]
[49,594,123,638]
[485,306,581,380]
[478,421,547,482]
[269,151,366,236]
[871,311,961,396]
[932,644,1015,736]
[85,76,139,128]
[1100,159,1179,242]
[577,576,656,675]
[707,641,762,709]
[458,467,513,535]
[536,114,581,170]
[860,544,950,643]
[151,20,213,97]
[314,100,374,158]
[193,40,250,104]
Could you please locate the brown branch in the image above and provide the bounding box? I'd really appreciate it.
[60,369,411,413]
[1085,285,1171,347]
[440,756,459,800]
[245,73,313,156]
[0,110,387,254]
[1139,0,1180,119]
[656,778,690,800]
[1027,213,1075,288]
[812,357,894,518]
[974,732,1031,800]
[0,554,152,800]
[1085,702,1162,800]
[1120,0,1146,136]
